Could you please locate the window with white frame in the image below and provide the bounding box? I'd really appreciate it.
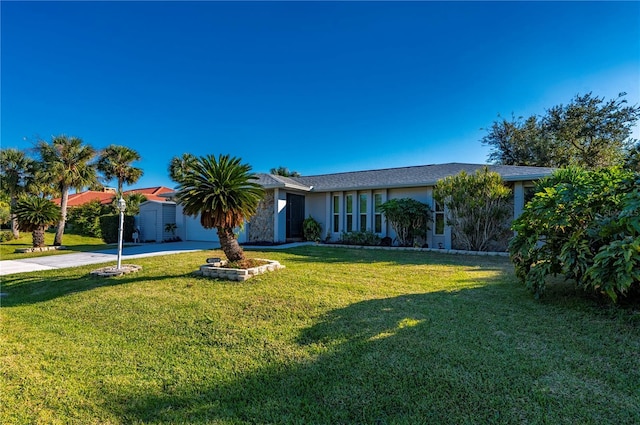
[332,195,340,232]
[374,193,383,233]
[345,194,354,232]
[359,194,367,232]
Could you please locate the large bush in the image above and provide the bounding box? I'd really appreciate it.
[66,200,105,237]
[99,214,136,244]
[510,167,639,301]
[434,167,512,251]
[379,198,432,247]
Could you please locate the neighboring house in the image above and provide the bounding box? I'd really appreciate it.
[166,163,554,250]
[52,186,174,207]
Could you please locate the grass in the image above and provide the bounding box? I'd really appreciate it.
[1,246,639,424]
[0,232,109,260]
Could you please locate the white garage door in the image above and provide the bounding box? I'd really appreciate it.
[185,215,219,242]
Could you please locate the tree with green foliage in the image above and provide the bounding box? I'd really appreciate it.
[510,167,639,302]
[434,167,512,251]
[37,135,98,246]
[168,153,197,185]
[0,148,37,238]
[14,196,61,248]
[172,154,264,262]
[270,166,301,177]
[482,92,640,169]
[97,144,144,194]
[379,198,432,247]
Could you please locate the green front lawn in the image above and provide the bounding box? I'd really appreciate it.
[0,232,109,260]
[1,247,638,424]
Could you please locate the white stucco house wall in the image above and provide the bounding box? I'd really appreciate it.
[161,162,554,250]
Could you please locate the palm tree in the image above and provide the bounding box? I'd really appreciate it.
[0,148,36,238]
[14,196,61,248]
[37,135,98,246]
[270,166,301,177]
[173,154,264,261]
[97,145,144,194]
[168,153,197,185]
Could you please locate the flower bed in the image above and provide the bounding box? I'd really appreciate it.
[197,258,284,281]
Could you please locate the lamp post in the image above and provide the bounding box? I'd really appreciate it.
[116,196,127,270]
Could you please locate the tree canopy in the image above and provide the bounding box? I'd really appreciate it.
[97,144,143,194]
[270,166,301,177]
[482,92,640,169]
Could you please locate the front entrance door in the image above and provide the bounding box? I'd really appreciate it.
[286,193,305,240]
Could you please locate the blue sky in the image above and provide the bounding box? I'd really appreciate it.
[2,1,639,190]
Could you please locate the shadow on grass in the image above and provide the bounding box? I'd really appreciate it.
[110,283,639,424]
[0,269,197,307]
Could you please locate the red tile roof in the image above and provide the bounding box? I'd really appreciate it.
[52,186,174,207]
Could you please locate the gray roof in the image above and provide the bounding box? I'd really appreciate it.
[254,173,313,191]
[165,163,554,195]
[264,163,554,192]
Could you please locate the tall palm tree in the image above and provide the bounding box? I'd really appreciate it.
[37,135,98,246]
[14,196,61,248]
[0,148,35,238]
[97,144,144,194]
[173,154,264,261]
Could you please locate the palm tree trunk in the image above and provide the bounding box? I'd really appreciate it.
[54,186,68,246]
[10,197,19,239]
[32,227,46,248]
[217,227,245,262]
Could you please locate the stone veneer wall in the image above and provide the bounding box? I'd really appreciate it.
[248,189,275,242]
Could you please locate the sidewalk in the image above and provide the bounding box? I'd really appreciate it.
[0,241,315,276]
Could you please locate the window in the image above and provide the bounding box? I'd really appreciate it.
[359,194,367,232]
[374,193,383,233]
[346,194,354,232]
[333,195,340,232]
[435,201,445,235]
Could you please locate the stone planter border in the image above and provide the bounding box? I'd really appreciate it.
[15,246,67,253]
[197,258,284,281]
[90,264,143,277]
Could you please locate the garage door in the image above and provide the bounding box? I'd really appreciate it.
[184,215,219,242]
[140,211,157,242]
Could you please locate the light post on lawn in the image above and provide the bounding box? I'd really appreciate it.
[116,196,126,270]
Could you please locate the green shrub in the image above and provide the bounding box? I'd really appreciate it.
[302,216,322,242]
[0,230,15,242]
[66,200,105,238]
[434,167,512,251]
[340,231,381,246]
[510,167,639,302]
[379,198,432,247]
[99,215,135,244]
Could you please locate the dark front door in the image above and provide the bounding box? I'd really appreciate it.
[286,193,305,240]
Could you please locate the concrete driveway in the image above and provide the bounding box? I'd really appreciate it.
[0,241,220,276]
[0,241,315,276]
